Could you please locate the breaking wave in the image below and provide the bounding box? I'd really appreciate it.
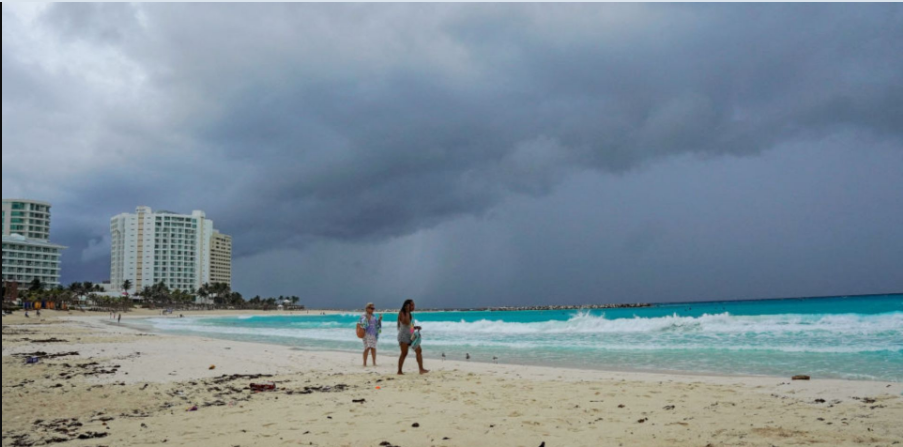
[419,311,903,336]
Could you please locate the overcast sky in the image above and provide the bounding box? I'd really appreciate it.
[3,4,901,308]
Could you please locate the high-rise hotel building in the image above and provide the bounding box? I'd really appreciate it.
[110,207,232,293]
[209,231,232,287]
[2,199,66,288]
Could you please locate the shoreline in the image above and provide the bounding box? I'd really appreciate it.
[4,312,901,447]
[61,318,903,390]
[22,314,903,393]
[121,317,897,385]
[120,311,902,384]
[113,317,776,384]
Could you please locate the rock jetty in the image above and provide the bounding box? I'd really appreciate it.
[348,303,652,313]
[431,303,652,312]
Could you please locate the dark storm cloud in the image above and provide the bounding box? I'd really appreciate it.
[42,2,141,45]
[3,4,902,303]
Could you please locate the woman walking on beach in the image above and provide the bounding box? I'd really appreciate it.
[359,303,382,367]
[397,299,429,375]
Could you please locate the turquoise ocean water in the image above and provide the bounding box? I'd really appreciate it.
[141,294,902,382]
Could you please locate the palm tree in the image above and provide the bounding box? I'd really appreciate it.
[202,283,231,309]
[170,289,183,309]
[182,289,196,309]
[217,283,231,308]
[26,290,43,310]
[184,290,196,310]
[60,289,77,311]
[228,292,245,309]
[117,297,133,312]
[197,284,210,308]
[46,286,63,309]
[122,280,132,298]
[75,282,92,306]
[29,279,43,292]
[291,296,300,308]
[154,282,172,308]
[137,286,151,308]
[77,282,98,307]
[67,283,82,308]
[249,296,262,309]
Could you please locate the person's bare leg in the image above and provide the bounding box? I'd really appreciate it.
[415,347,429,374]
[363,348,369,367]
[398,344,409,375]
[371,349,377,367]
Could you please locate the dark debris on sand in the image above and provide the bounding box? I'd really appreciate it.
[211,374,274,384]
[3,360,358,446]
[4,418,108,446]
[30,338,70,344]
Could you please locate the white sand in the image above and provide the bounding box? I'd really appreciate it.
[3,312,901,446]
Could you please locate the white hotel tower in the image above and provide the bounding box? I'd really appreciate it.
[2,199,66,288]
[110,207,231,293]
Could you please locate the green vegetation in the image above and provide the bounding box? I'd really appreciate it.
[8,281,134,312]
[4,279,303,312]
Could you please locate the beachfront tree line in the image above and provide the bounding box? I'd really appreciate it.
[2,279,134,312]
[3,279,303,312]
[136,282,301,311]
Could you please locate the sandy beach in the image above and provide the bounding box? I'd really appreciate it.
[122,309,349,318]
[2,311,901,447]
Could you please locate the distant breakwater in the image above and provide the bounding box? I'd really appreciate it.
[358,304,653,313]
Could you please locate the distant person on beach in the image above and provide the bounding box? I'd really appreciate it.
[117,313,121,324]
[397,300,429,375]
[358,303,382,367]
